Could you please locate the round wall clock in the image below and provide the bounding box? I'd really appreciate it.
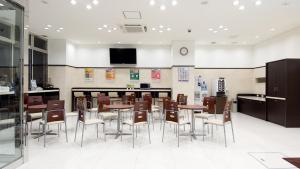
[179,47,189,56]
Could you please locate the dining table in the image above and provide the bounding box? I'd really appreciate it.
[178,104,207,139]
[104,104,134,139]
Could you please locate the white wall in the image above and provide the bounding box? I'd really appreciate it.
[195,45,254,68]
[171,41,195,66]
[48,39,67,65]
[254,27,300,67]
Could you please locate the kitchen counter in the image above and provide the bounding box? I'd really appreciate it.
[237,94,266,120]
[25,89,60,94]
[237,96,266,102]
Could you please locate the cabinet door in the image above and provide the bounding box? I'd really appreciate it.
[267,61,286,97]
[267,98,286,126]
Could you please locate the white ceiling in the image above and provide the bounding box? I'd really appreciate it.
[28,0,300,45]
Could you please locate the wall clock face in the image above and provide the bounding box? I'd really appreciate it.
[179,47,189,56]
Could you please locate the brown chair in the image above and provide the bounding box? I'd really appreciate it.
[74,99,106,147]
[143,94,161,130]
[97,96,118,121]
[38,100,68,147]
[26,96,44,133]
[162,101,190,147]
[204,101,235,147]
[122,101,151,148]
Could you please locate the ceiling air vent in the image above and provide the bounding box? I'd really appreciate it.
[120,24,147,33]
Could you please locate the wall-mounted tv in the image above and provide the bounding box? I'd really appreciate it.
[110,48,137,64]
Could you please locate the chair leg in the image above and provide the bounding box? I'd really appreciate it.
[65,122,68,142]
[132,124,135,148]
[74,121,79,142]
[97,124,99,139]
[223,125,227,147]
[162,121,166,142]
[103,123,106,142]
[30,121,33,134]
[231,121,235,142]
[177,124,180,147]
[202,119,205,141]
[148,122,151,144]
[81,124,85,147]
[43,124,46,148]
[58,124,60,136]
[151,113,154,130]
[38,123,41,142]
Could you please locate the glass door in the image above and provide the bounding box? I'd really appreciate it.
[0,0,24,168]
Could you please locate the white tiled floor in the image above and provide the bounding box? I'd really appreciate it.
[17,112,300,169]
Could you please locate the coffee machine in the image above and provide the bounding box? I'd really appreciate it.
[212,77,226,96]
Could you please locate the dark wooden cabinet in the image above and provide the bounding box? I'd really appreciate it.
[237,97,266,120]
[266,59,300,127]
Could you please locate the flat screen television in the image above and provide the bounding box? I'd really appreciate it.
[110,48,137,64]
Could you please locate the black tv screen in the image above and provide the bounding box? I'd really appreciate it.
[110,48,137,64]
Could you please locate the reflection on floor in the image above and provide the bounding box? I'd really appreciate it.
[17,112,300,169]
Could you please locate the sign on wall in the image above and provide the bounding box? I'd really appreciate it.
[84,68,94,81]
[106,68,115,80]
[178,67,189,82]
[130,68,139,80]
[151,69,161,81]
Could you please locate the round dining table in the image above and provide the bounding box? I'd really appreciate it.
[178,104,207,139]
[104,104,134,139]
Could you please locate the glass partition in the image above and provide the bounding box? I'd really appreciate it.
[0,0,24,168]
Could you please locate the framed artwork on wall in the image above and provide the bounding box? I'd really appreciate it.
[151,69,161,80]
[130,68,139,80]
[178,67,189,82]
[84,68,94,81]
[106,68,115,80]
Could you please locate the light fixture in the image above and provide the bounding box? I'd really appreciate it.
[113,27,117,31]
[86,4,92,10]
[92,0,99,5]
[208,28,213,31]
[117,42,121,44]
[270,28,275,31]
[224,28,228,31]
[172,0,178,6]
[56,29,61,32]
[238,5,245,10]
[255,35,260,39]
[159,25,164,28]
[213,30,218,33]
[103,24,108,28]
[59,27,64,30]
[219,25,224,29]
[108,30,112,33]
[160,5,166,11]
[152,28,156,31]
[167,28,171,31]
[0,3,4,6]
[97,27,102,30]
[70,0,77,5]
[150,0,155,6]
[233,0,239,6]
[159,30,163,33]
[47,24,52,28]
[255,0,262,6]
[24,27,28,30]
[44,27,49,30]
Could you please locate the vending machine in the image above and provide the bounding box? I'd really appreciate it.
[212,77,227,96]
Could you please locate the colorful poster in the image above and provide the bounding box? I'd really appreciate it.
[178,67,189,82]
[151,69,161,80]
[130,68,139,80]
[106,68,115,80]
[84,68,94,81]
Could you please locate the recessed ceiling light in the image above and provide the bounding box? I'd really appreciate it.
[160,5,166,10]
[44,27,49,30]
[59,27,64,30]
[159,25,164,28]
[117,42,121,44]
[167,28,171,31]
[108,30,112,33]
[86,4,92,10]
[150,0,155,6]
[159,30,163,33]
[219,25,224,29]
[0,3,4,6]
[103,24,108,28]
[224,28,228,31]
[24,27,28,30]
[233,0,239,6]
[25,25,29,28]
[97,27,102,30]
[270,28,275,31]
[213,30,218,33]
[92,0,99,5]
[172,0,178,6]
[255,0,262,6]
[113,27,117,31]
[152,27,156,31]
[47,24,52,28]
[238,5,245,10]
[56,29,61,32]
[255,35,260,39]
[70,0,76,5]
[208,28,213,31]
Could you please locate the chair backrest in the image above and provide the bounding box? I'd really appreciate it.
[203,97,216,114]
[133,101,148,123]
[46,100,65,123]
[178,95,187,105]
[77,99,85,122]
[91,92,100,97]
[165,101,179,123]
[27,96,44,113]
[122,94,135,105]
[142,92,151,97]
[98,96,110,112]
[223,101,233,123]
[162,97,171,112]
[176,94,184,102]
[143,94,152,112]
